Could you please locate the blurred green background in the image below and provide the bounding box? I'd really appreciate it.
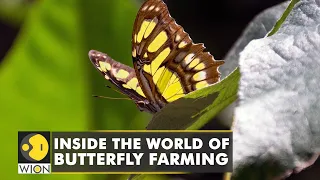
[1,0,150,180]
[0,0,291,180]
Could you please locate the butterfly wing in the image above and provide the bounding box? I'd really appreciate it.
[132,0,224,109]
[88,50,158,113]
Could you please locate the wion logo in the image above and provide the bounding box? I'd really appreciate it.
[18,132,51,174]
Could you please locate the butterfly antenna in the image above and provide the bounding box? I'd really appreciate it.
[92,85,132,101]
[92,95,131,101]
[105,85,127,96]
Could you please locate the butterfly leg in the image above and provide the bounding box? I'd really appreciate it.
[135,100,156,114]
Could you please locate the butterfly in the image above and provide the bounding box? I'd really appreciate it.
[88,0,224,114]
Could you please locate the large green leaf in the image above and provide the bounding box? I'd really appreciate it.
[1,1,86,180]
[0,0,151,180]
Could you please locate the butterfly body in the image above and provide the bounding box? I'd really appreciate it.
[89,0,224,114]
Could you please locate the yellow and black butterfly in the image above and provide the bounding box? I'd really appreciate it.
[88,0,224,114]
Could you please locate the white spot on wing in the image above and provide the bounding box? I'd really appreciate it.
[184,53,195,65]
[175,34,181,42]
[142,5,148,11]
[149,5,155,10]
[193,71,207,81]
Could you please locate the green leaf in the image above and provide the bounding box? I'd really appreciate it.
[0,0,151,180]
[127,174,171,180]
[0,0,87,179]
[267,0,300,36]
